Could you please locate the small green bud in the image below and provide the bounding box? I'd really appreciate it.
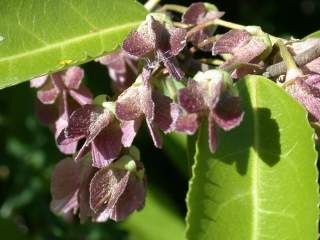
[93,94,108,106]
[113,155,137,173]
[102,101,115,114]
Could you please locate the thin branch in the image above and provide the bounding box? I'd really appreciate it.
[197,36,216,48]
[187,19,280,44]
[264,44,320,78]
[157,4,187,14]
[173,22,191,29]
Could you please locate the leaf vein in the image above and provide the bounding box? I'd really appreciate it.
[0,21,141,63]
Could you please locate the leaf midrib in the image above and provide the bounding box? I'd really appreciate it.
[0,21,141,62]
[250,79,260,240]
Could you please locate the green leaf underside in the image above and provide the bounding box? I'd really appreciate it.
[0,0,147,89]
[303,30,320,40]
[186,76,319,240]
[123,189,184,240]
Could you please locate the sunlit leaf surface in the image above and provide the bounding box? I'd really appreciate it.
[0,0,147,89]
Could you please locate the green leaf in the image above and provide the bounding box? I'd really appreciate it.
[303,30,320,39]
[0,0,147,89]
[123,188,185,240]
[186,75,319,240]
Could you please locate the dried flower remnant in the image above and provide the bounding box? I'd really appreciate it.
[122,14,187,81]
[50,146,146,222]
[286,75,320,122]
[30,67,92,154]
[277,39,320,123]
[177,70,244,152]
[57,101,128,168]
[175,112,200,135]
[115,78,179,148]
[89,147,146,222]
[97,50,139,93]
[289,38,320,75]
[50,156,94,217]
[182,2,224,51]
[212,27,272,78]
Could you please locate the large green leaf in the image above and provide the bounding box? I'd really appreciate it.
[0,0,147,89]
[186,75,319,240]
[123,188,185,240]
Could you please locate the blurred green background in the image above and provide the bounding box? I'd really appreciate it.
[0,0,319,239]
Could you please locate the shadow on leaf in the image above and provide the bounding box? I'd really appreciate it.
[214,80,281,175]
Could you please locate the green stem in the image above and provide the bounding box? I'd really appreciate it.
[214,19,246,30]
[144,0,161,11]
[199,58,224,65]
[276,40,298,70]
[158,4,188,14]
[187,18,280,44]
[187,19,245,38]
[276,40,303,81]
[173,22,191,29]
